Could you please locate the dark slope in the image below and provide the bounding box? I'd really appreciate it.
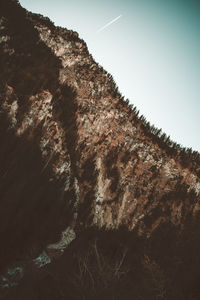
[0,0,200,299]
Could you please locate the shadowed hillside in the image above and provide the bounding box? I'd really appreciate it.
[0,0,200,299]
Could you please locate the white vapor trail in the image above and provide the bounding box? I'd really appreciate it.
[97,15,122,33]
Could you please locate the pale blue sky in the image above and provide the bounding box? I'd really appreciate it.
[20,0,200,151]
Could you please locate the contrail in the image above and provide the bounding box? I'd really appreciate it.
[97,15,122,33]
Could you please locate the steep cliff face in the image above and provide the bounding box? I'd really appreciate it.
[0,0,200,273]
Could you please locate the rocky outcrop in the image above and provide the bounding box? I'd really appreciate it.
[0,0,200,282]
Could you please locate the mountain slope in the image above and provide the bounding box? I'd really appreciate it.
[0,1,200,298]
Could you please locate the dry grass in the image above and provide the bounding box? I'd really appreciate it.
[69,239,129,296]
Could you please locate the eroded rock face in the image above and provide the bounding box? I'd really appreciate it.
[0,0,200,269]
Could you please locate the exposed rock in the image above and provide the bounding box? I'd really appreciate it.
[0,1,200,296]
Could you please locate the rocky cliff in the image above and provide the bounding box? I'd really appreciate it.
[0,1,200,299]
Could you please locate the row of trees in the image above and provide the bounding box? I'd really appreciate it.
[103,71,200,173]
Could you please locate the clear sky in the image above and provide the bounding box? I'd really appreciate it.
[20,0,200,151]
